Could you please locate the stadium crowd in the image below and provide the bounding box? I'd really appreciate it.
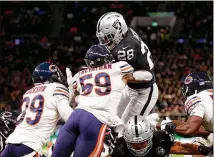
[0,1,213,120]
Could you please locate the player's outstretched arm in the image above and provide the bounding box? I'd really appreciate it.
[170,142,213,156]
[170,120,210,138]
[156,116,208,137]
[157,104,206,136]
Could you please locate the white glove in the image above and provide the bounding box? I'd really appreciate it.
[146,113,160,121]
[192,137,208,146]
[160,117,172,130]
[145,113,160,129]
[206,133,213,146]
[66,67,73,93]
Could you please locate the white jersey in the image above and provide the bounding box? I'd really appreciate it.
[72,61,134,127]
[184,89,213,132]
[6,82,73,153]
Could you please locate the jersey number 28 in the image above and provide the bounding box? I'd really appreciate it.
[118,49,134,61]
[16,95,44,125]
[79,72,111,96]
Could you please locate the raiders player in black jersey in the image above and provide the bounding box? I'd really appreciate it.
[105,116,213,157]
[0,110,19,152]
[96,12,159,124]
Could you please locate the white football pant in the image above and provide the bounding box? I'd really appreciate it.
[116,83,158,123]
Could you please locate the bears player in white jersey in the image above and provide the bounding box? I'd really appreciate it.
[1,62,73,157]
[96,12,159,123]
[155,72,213,141]
[52,45,137,157]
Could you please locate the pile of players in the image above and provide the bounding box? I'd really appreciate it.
[0,12,213,157]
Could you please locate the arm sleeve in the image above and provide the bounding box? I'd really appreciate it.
[118,61,134,76]
[185,96,205,118]
[189,104,205,118]
[56,98,73,122]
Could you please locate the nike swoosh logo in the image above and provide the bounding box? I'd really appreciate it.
[122,46,130,49]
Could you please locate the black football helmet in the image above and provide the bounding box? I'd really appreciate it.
[84,44,114,68]
[182,72,213,99]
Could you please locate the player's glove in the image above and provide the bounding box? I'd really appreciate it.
[192,137,208,146]
[104,126,119,155]
[198,145,213,156]
[206,133,213,146]
[66,67,73,94]
[160,117,172,130]
[145,113,160,129]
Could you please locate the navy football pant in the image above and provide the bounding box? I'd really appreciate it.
[1,143,39,157]
[52,109,107,157]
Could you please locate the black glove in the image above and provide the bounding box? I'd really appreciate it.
[198,145,213,156]
[104,126,119,155]
[0,111,19,132]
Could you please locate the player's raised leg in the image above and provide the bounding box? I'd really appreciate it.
[116,86,130,118]
[52,109,80,157]
[52,109,106,157]
[121,83,158,123]
[73,118,106,157]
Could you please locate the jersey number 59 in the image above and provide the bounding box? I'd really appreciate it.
[16,95,44,125]
[79,72,111,96]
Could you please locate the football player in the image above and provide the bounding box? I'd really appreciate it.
[0,111,19,152]
[155,72,213,138]
[108,115,213,157]
[1,62,73,157]
[52,44,136,157]
[96,12,158,123]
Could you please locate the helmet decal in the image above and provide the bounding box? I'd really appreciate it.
[112,19,122,30]
[49,65,58,72]
[184,76,193,84]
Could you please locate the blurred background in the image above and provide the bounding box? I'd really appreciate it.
[0,1,213,121]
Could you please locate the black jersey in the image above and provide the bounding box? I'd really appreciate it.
[0,111,19,152]
[111,28,155,89]
[111,130,174,157]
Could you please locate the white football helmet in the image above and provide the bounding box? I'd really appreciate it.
[123,115,154,157]
[96,12,128,50]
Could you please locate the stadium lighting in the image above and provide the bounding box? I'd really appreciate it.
[152,21,158,27]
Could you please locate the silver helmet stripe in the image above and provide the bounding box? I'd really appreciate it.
[97,12,110,32]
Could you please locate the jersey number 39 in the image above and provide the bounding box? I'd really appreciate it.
[17,95,44,125]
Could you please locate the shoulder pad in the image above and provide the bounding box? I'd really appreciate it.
[53,84,70,99]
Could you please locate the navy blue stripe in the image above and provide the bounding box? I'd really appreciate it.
[191,100,201,106]
[191,96,199,100]
[53,93,69,99]
[56,87,69,93]
[120,64,129,68]
[122,69,134,74]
